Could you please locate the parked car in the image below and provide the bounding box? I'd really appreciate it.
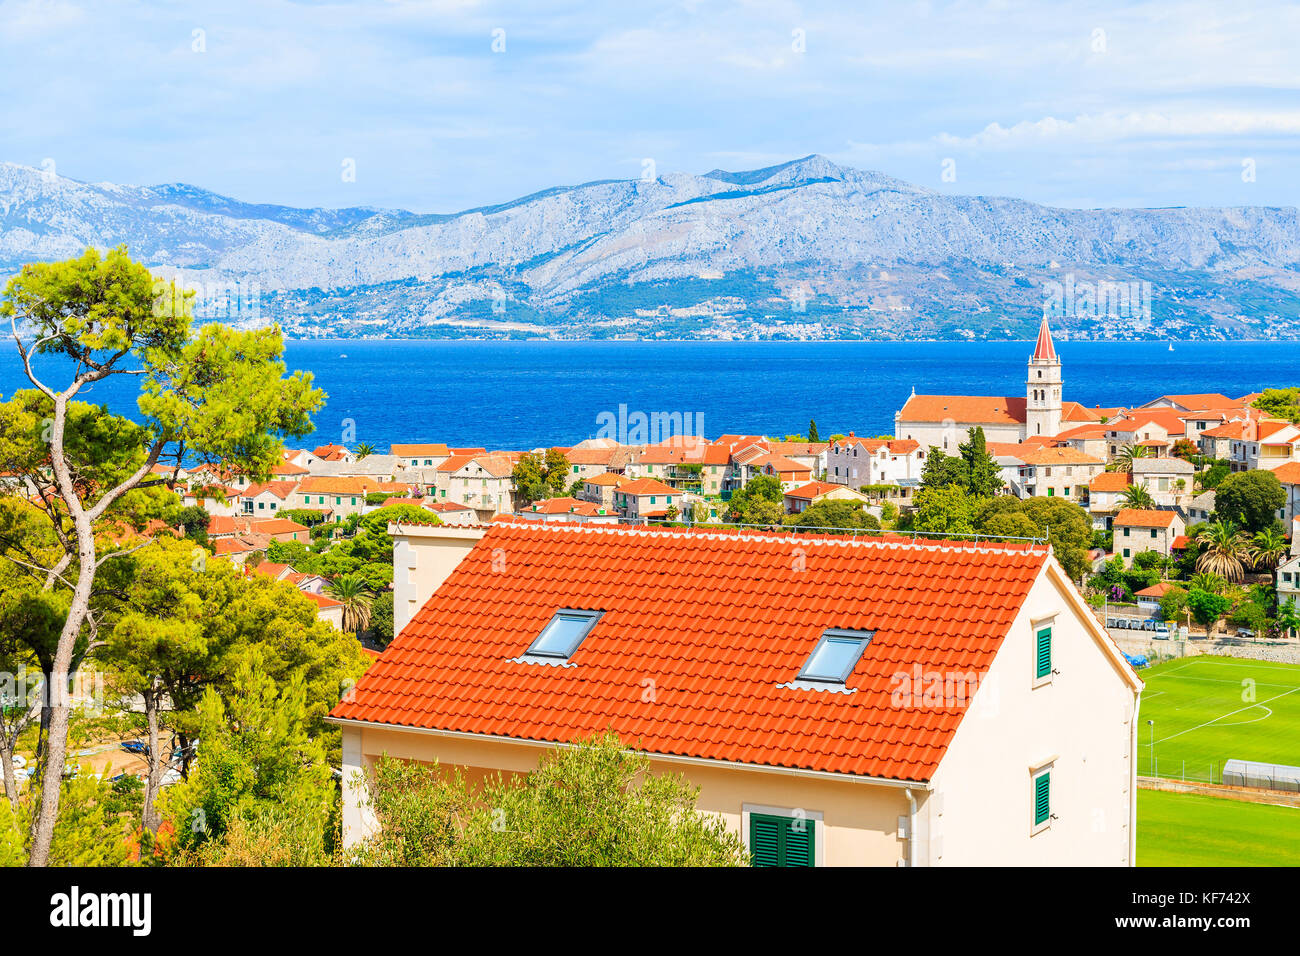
[1153,624,1171,639]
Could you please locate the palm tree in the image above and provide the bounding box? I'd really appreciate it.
[1249,527,1288,571]
[325,573,375,633]
[1120,485,1155,509]
[1193,520,1251,583]
[355,442,375,460]
[1189,571,1227,595]
[1115,443,1150,474]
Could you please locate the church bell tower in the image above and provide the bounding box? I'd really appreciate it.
[1025,313,1062,438]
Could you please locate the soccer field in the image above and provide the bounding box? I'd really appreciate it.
[1137,790,1300,866]
[1138,655,1300,783]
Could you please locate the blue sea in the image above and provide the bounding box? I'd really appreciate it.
[3,339,1298,451]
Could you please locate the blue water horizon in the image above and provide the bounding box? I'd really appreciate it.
[3,338,1297,452]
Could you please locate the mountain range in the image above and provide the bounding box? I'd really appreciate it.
[2,155,1298,340]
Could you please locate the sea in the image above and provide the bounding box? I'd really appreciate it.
[3,339,1298,451]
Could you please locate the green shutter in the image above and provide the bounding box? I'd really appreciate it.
[750,815,781,867]
[1035,627,1052,679]
[1034,772,1051,826]
[749,813,816,867]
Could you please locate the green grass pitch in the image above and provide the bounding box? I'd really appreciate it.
[1137,790,1300,866]
[1137,655,1300,783]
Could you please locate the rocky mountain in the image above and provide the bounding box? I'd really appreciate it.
[2,156,1298,340]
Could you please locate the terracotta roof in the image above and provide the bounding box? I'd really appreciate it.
[1113,509,1177,529]
[1272,462,1300,485]
[213,536,268,555]
[423,501,476,513]
[754,453,812,475]
[583,473,626,487]
[898,395,1026,426]
[764,442,828,457]
[1170,536,1190,550]
[248,517,309,536]
[1052,423,1108,441]
[330,522,1052,781]
[241,480,299,500]
[311,443,350,457]
[1017,447,1105,466]
[1136,439,1168,448]
[1061,402,1107,423]
[1135,582,1178,598]
[298,476,412,496]
[565,447,620,465]
[527,497,604,516]
[1150,394,1233,410]
[436,453,516,478]
[391,443,450,457]
[1089,472,1131,492]
[300,591,343,610]
[616,477,677,497]
[249,562,293,580]
[784,481,847,500]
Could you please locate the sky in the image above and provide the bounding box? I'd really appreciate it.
[2,0,1298,213]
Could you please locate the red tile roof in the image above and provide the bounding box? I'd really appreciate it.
[1170,535,1190,550]
[898,395,1026,426]
[616,477,676,497]
[783,480,847,500]
[1273,462,1300,486]
[1135,582,1178,598]
[391,443,450,457]
[1113,508,1177,529]
[1089,472,1131,493]
[330,523,1052,782]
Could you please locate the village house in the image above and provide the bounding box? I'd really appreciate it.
[1186,490,1216,524]
[1102,410,1187,460]
[1277,520,1300,615]
[826,435,924,489]
[1134,582,1179,619]
[1087,472,1131,529]
[330,521,1142,866]
[1050,423,1110,462]
[613,477,678,519]
[391,443,451,470]
[626,439,730,496]
[754,453,814,490]
[1130,457,1195,508]
[432,453,518,518]
[580,472,627,510]
[1011,447,1106,501]
[297,476,412,522]
[1113,509,1186,567]
[894,316,1104,450]
[782,481,874,515]
[238,480,299,516]
[380,497,479,526]
[1275,463,1300,524]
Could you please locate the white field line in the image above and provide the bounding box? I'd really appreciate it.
[1153,686,1300,746]
[1151,675,1298,689]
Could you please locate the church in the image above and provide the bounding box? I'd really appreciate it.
[893,315,1104,452]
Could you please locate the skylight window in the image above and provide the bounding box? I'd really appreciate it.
[524,609,603,661]
[797,630,874,685]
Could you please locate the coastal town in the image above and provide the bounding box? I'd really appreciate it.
[107,315,1299,644]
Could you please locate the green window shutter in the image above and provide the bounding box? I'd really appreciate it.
[749,813,816,867]
[1035,627,1052,679]
[750,815,781,867]
[1034,772,1051,826]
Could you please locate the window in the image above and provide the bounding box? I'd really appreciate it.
[524,609,603,661]
[1150,529,1157,539]
[1123,548,1130,558]
[749,812,815,867]
[1123,527,1130,537]
[798,630,873,685]
[1035,624,1052,681]
[1032,768,1052,832]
